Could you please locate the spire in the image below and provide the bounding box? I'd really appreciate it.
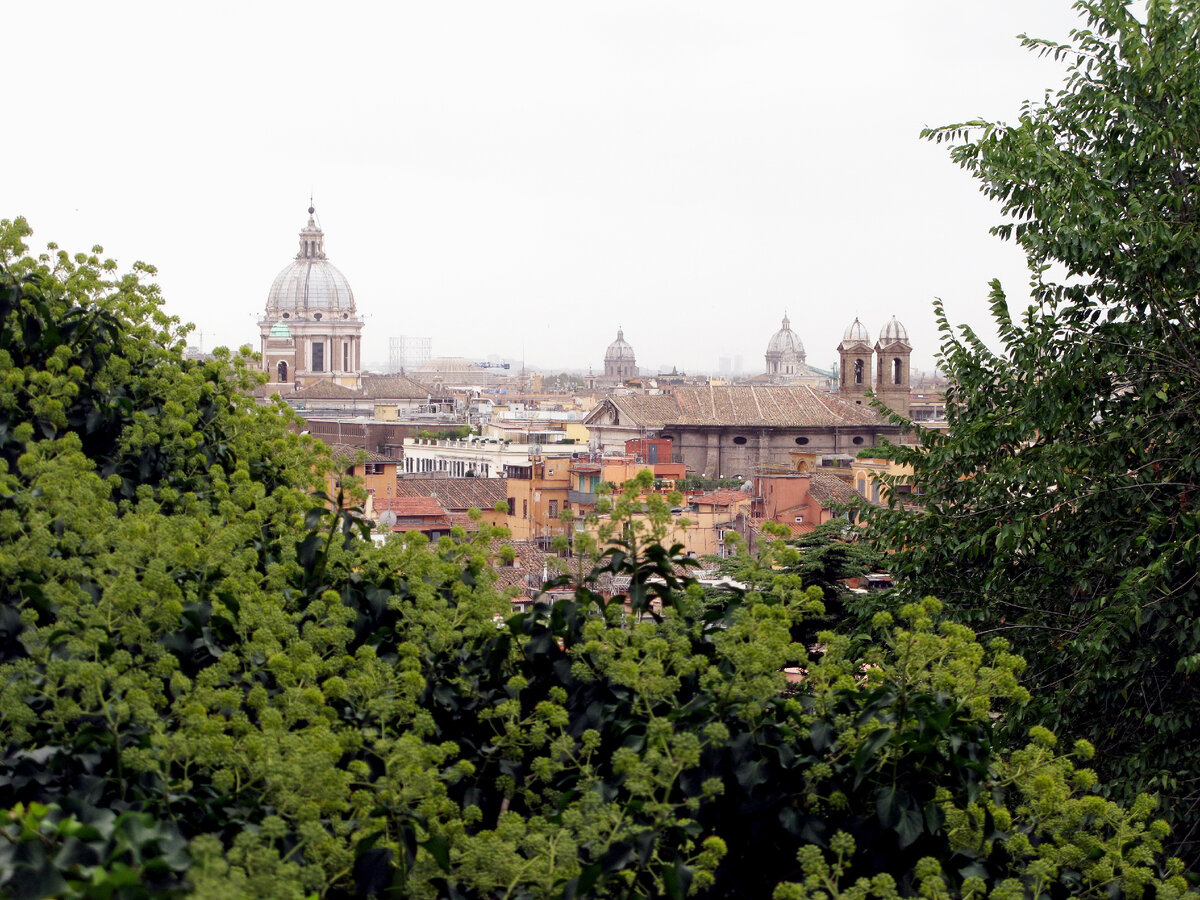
[297,204,325,260]
[782,310,790,330]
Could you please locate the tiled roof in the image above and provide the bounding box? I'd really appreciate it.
[750,517,816,537]
[671,385,883,427]
[360,374,433,401]
[394,478,508,511]
[289,380,364,400]
[486,539,553,594]
[595,394,681,430]
[592,385,886,430]
[325,442,396,464]
[375,496,450,518]
[807,471,861,507]
[692,489,751,506]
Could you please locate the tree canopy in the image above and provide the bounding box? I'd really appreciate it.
[862,0,1200,862]
[0,210,1196,897]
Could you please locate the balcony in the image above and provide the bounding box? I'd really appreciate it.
[568,489,595,506]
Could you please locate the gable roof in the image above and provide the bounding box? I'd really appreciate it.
[360,374,433,401]
[807,471,860,507]
[585,385,886,430]
[289,379,364,400]
[325,442,396,465]
[671,385,883,427]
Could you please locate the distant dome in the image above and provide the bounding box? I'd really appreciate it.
[766,313,805,360]
[266,213,356,314]
[878,316,910,345]
[605,328,635,362]
[842,317,870,344]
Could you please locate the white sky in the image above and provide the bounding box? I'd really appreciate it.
[5,2,1107,376]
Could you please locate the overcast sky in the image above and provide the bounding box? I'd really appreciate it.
[6,2,1112,376]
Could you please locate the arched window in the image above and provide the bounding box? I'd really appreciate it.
[854,358,864,384]
[277,360,288,382]
[893,357,902,385]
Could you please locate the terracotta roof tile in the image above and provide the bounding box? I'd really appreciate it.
[807,471,860,507]
[590,385,887,430]
[360,374,434,401]
[375,496,450,517]
[289,380,364,400]
[394,477,508,511]
[325,442,396,464]
[691,489,751,506]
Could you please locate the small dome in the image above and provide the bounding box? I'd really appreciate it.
[766,313,805,359]
[605,328,635,361]
[268,320,292,339]
[842,317,870,344]
[878,316,909,345]
[266,211,356,314]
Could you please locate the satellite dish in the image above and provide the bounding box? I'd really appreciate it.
[377,510,397,527]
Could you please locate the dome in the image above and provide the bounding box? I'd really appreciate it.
[268,320,291,339]
[842,317,870,344]
[878,315,910,345]
[766,313,805,359]
[265,210,356,314]
[605,328,635,361]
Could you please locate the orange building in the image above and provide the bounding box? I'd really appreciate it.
[326,442,400,516]
[504,457,572,545]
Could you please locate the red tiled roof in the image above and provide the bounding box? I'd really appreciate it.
[394,477,508,511]
[289,380,364,400]
[692,489,750,506]
[375,496,450,517]
[590,385,886,430]
[359,374,433,401]
[324,442,397,464]
[808,471,860,507]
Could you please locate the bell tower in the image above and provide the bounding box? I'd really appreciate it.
[837,318,872,406]
[873,316,912,417]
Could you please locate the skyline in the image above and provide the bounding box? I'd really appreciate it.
[5,2,1111,375]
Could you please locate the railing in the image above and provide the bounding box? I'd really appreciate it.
[568,489,595,505]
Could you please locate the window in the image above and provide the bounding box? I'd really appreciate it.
[522,499,528,518]
[794,437,809,446]
[507,498,516,516]
[548,500,558,518]
[344,343,350,371]
[893,357,902,385]
[854,358,864,384]
[277,360,288,382]
[852,436,864,445]
[312,342,324,372]
[732,436,748,445]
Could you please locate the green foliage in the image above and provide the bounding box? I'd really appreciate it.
[676,476,745,493]
[1,217,1196,897]
[862,0,1200,862]
[417,426,474,441]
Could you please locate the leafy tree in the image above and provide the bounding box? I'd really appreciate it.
[862,0,1200,861]
[2,216,1197,897]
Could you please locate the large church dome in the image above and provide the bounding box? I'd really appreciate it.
[266,208,356,315]
[605,327,635,361]
[766,313,805,360]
